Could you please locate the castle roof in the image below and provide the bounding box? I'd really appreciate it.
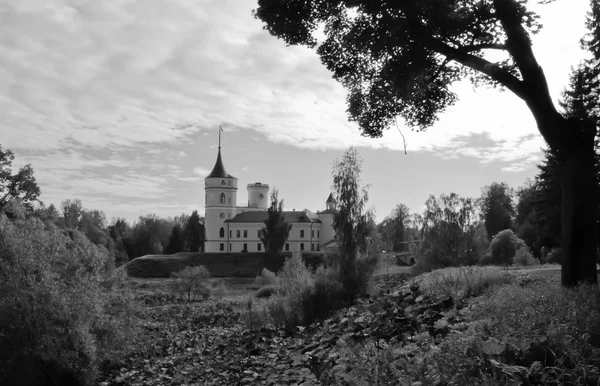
[206,149,235,179]
[326,193,335,203]
[225,210,322,224]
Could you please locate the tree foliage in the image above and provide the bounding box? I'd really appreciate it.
[378,204,411,252]
[479,182,514,240]
[0,145,40,212]
[418,193,478,268]
[185,210,205,253]
[260,189,291,254]
[332,147,372,298]
[0,215,135,385]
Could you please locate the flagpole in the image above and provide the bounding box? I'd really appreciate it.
[219,125,222,149]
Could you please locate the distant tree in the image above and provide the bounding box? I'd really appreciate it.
[479,182,515,240]
[32,202,60,224]
[129,214,173,257]
[79,209,108,246]
[61,198,83,229]
[332,147,372,299]
[185,210,205,252]
[253,0,598,287]
[419,193,477,268]
[0,146,40,213]
[108,218,132,266]
[260,189,292,254]
[164,224,187,254]
[378,204,411,252]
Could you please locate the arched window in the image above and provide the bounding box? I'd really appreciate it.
[220,193,225,204]
[221,180,226,185]
[219,227,225,238]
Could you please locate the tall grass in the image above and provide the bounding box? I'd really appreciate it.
[416,266,515,299]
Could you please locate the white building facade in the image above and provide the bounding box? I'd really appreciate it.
[204,147,336,253]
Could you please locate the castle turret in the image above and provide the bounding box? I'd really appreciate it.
[247,182,269,209]
[325,193,335,211]
[318,193,336,248]
[204,145,238,253]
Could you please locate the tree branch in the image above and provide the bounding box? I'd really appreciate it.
[431,41,527,100]
[459,43,508,52]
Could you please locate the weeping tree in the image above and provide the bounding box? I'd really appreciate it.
[255,0,599,286]
[260,189,292,254]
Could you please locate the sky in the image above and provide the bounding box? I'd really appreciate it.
[0,0,591,224]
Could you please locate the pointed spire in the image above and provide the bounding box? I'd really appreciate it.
[206,126,234,178]
[326,193,335,203]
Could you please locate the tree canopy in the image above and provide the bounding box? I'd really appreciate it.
[0,145,40,212]
[260,189,291,254]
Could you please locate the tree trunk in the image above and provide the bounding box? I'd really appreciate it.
[558,117,598,287]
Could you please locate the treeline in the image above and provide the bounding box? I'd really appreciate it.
[4,196,205,268]
[378,147,600,268]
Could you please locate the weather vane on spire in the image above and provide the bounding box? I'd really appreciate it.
[219,125,224,149]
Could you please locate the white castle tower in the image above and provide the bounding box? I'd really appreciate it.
[204,133,238,253]
[247,182,269,209]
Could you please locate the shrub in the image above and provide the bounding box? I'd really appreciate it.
[0,215,136,386]
[308,266,345,322]
[255,285,278,298]
[254,267,278,287]
[239,295,269,331]
[485,229,524,266]
[212,280,227,299]
[512,247,538,266]
[170,266,211,302]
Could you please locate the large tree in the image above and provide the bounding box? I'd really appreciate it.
[255,0,599,286]
[0,146,40,212]
[185,210,205,252]
[259,189,291,254]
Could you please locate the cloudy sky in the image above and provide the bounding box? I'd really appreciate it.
[0,0,591,224]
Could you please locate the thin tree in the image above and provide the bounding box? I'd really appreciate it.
[185,210,205,253]
[332,147,371,298]
[260,189,291,254]
[254,0,599,286]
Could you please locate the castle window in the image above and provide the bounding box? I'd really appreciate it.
[300,243,304,251]
[229,230,232,237]
[219,243,224,251]
[257,230,261,238]
[300,230,304,238]
[219,227,224,238]
[220,193,225,204]
[236,230,241,238]
[285,243,289,251]
[257,243,262,251]
[220,213,225,218]
[317,231,320,238]
[311,243,314,251]
[243,230,247,238]
[229,243,232,251]
[243,243,248,252]
[221,180,226,185]
[311,230,314,238]
[317,244,320,251]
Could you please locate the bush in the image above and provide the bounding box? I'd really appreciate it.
[239,295,269,331]
[211,280,227,299]
[170,266,211,302]
[254,267,278,287]
[255,285,278,298]
[0,215,136,386]
[512,247,538,266]
[485,229,524,266]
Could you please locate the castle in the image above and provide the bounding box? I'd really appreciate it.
[204,144,337,253]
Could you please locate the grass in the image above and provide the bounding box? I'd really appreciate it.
[414,265,516,299]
